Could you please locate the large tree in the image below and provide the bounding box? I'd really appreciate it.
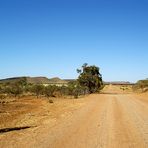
[77,63,103,93]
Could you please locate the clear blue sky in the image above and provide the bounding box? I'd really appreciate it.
[0,0,148,82]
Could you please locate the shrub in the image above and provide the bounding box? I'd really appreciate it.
[31,84,44,98]
[67,81,89,98]
[49,99,54,103]
[2,82,23,98]
[44,85,57,98]
[133,79,148,92]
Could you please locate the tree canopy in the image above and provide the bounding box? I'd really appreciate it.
[77,63,103,93]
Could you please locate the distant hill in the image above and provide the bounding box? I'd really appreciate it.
[0,77,135,86]
[26,77,51,84]
[0,77,27,84]
[48,77,67,84]
[63,79,76,83]
[103,81,134,85]
[0,77,68,85]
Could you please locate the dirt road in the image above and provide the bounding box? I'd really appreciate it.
[0,92,148,148]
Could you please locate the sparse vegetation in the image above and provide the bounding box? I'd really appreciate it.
[49,99,54,103]
[1,78,27,98]
[0,64,103,99]
[120,86,129,91]
[133,79,148,92]
[44,85,57,98]
[31,84,44,98]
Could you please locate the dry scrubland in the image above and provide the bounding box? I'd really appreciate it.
[0,85,148,148]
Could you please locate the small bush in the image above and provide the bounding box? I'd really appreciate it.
[44,85,57,98]
[133,79,148,92]
[0,94,7,100]
[31,84,44,98]
[49,99,54,103]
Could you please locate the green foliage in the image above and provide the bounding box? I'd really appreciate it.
[44,85,57,98]
[133,79,148,92]
[0,94,7,100]
[57,85,69,96]
[0,64,104,98]
[10,83,24,97]
[0,85,2,94]
[67,81,89,98]
[67,81,79,98]
[1,78,27,97]
[31,84,44,98]
[0,80,88,99]
[17,77,28,87]
[77,63,103,93]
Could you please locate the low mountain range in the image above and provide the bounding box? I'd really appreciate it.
[0,76,134,85]
[0,77,68,85]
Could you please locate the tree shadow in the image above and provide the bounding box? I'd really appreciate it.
[0,126,36,134]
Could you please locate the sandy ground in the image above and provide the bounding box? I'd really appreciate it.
[0,86,148,148]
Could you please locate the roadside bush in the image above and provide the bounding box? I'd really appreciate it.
[2,82,23,98]
[0,78,28,98]
[44,85,57,98]
[0,85,2,94]
[49,99,54,103]
[52,86,66,97]
[31,84,44,98]
[0,94,7,100]
[133,79,148,92]
[10,83,23,97]
[67,81,89,98]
